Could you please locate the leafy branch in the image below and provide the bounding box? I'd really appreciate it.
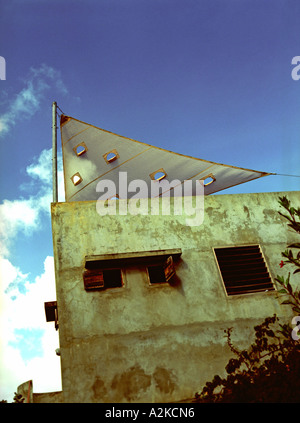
[277,195,300,235]
[194,315,299,403]
[275,196,300,315]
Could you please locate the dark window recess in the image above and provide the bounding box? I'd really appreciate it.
[148,256,175,284]
[214,245,274,296]
[83,268,122,290]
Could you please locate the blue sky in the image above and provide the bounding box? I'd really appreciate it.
[0,0,299,401]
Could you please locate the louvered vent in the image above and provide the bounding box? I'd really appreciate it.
[214,245,274,296]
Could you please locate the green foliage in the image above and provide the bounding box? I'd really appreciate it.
[277,195,300,236]
[275,196,300,315]
[194,316,300,403]
[194,196,300,403]
[275,273,300,315]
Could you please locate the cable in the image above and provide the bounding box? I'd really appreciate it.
[56,104,65,116]
[274,173,300,178]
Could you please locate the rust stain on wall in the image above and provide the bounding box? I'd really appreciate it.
[92,377,107,400]
[153,367,177,394]
[111,365,151,401]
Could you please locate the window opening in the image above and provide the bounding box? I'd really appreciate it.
[107,152,117,162]
[147,256,175,284]
[201,173,216,186]
[71,172,82,186]
[103,149,119,164]
[214,245,274,296]
[148,265,166,284]
[83,268,123,290]
[150,168,167,181]
[73,142,87,156]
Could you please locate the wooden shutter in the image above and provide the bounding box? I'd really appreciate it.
[83,269,104,290]
[163,256,175,282]
[44,301,59,330]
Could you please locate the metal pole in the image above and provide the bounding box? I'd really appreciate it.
[52,101,58,202]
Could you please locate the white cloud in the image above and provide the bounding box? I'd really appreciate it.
[0,256,61,402]
[0,64,65,255]
[0,64,66,401]
[0,257,30,298]
[0,148,64,258]
[26,148,53,184]
[0,146,65,400]
[26,148,65,201]
[0,198,40,257]
[0,64,67,137]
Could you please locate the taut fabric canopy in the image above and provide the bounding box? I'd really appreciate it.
[60,114,272,202]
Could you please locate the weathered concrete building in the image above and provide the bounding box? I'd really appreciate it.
[48,190,298,402]
[18,112,299,402]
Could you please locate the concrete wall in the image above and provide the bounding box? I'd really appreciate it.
[51,191,299,402]
[17,380,63,403]
[32,391,64,403]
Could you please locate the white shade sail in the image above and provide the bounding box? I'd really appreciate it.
[60,114,272,202]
